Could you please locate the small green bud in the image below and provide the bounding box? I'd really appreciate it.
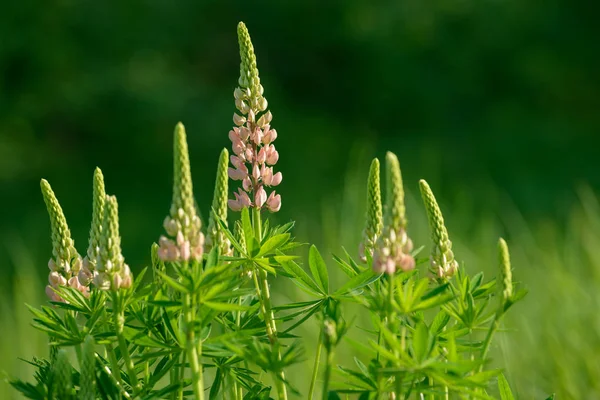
[498,238,513,301]
[52,349,72,399]
[207,148,232,256]
[359,158,383,261]
[80,336,96,400]
[40,179,76,264]
[419,179,458,279]
[86,168,106,262]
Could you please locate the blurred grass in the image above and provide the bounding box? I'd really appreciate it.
[4,157,600,399]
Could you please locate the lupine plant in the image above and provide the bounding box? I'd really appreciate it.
[11,22,531,400]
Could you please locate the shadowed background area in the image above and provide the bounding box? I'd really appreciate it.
[1,1,600,398]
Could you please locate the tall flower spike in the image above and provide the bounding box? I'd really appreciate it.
[206,148,232,256]
[40,179,76,265]
[229,22,282,213]
[158,123,205,262]
[359,158,383,261]
[40,179,86,301]
[419,179,458,279]
[372,153,415,274]
[95,195,132,290]
[80,168,106,286]
[498,238,513,301]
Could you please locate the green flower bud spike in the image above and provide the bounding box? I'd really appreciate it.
[384,152,406,231]
[79,168,106,287]
[498,238,513,302]
[419,179,458,279]
[171,122,199,233]
[86,168,106,261]
[40,179,76,266]
[207,148,232,255]
[359,158,383,261]
[157,123,205,263]
[237,22,263,108]
[372,152,415,274]
[80,335,96,400]
[96,195,132,290]
[52,349,72,399]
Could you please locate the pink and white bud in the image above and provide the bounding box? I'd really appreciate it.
[238,189,252,207]
[257,111,273,127]
[266,191,281,212]
[93,272,112,290]
[48,258,59,271]
[263,128,277,145]
[265,145,279,165]
[239,126,251,141]
[228,167,247,181]
[261,165,273,185]
[230,155,245,170]
[270,172,282,186]
[252,164,260,181]
[49,271,67,287]
[163,216,179,236]
[255,186,267,208]
[243,176,252,192]
[180,239,191,261]
[245,147,254,162]
[256,128,265,146]
[233,113,246,126]
[228,198,242,212]
[257,147,267,164]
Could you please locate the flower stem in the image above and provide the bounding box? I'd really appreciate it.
[308,331,323,400]
[479,314,501,372]
[112,291,140,394]
[322,348,335,400]
[184,291,205,400]
[251,207,288,400]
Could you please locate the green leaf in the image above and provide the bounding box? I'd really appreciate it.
[497,373,515,400]
[309,245,329,293]
[334,269,381,296]
[280,259,324,295]
[203,301,252,312]
[412,321,429,362]
[157,272,189,293]
[257,234,290,257]
[241,208,254,251]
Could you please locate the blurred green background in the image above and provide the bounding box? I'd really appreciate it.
[2,1,600,398]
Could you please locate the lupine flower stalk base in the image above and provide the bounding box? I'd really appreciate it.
[11,22,530,400]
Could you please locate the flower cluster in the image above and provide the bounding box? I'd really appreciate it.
[41,179,88,301]
[94,195,133,290]
[158,123,205,262]
[372,153,415,275]
[228,22,281,213]
[419,179,458,279]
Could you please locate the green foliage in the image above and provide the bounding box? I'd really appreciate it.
[8,21,549,400]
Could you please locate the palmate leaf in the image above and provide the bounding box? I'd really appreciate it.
[279,259,324,296]
[257,233,290,257]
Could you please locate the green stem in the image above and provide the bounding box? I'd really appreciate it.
[99,352,131,399]
[184,292,205,400]
[105,343,124,399]
[322,349,334,400]
[308,331,324,400]
[479,315,501,372]
[113,292,140,394]
[251,207,288,400]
